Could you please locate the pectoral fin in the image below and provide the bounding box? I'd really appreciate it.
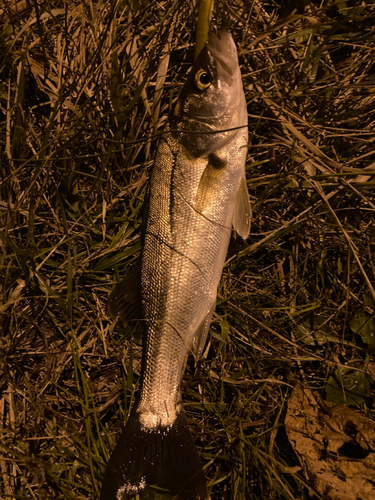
[195,153,226,215]
[107,259,142,327]
[232,176,251,239]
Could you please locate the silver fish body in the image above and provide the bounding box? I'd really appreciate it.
[100,31,250,500]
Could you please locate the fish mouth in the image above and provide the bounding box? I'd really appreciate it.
[207,31,238,85]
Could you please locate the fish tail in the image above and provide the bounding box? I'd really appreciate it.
[100,411,207,500]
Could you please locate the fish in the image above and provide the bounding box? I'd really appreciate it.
[100,30,251,500]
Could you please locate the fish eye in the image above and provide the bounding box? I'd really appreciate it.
[194,69,212,90]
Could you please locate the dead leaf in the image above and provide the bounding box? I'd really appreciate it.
[285,384,375,500]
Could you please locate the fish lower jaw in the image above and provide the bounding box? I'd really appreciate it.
[138,409,179,430]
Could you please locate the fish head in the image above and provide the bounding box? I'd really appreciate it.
[171,31,248,158]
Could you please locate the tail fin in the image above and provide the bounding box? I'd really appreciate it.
[100,411,207,500]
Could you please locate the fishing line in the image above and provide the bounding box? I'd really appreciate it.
[145,229,208,281]
[176,188,233,232]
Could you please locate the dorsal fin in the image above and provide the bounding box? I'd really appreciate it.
[107,259,142,327]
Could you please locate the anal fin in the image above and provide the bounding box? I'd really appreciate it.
[192,301,216,361]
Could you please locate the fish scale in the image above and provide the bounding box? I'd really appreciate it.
[101,30,250,500]
[140,136,230,428]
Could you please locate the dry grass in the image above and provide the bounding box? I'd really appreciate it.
[1,0,375,498]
